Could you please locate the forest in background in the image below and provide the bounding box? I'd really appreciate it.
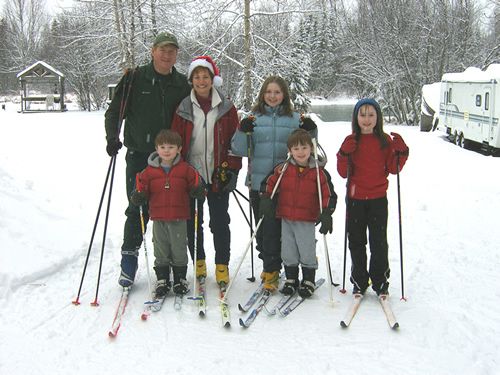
[0,0,499,124]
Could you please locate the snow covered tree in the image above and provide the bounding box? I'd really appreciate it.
[288,18,311,112]
[2,0,49,70]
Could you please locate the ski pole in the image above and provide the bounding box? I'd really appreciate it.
[340,156,351,294]
[247,192,255,282]
[396,153,407,301]
[91,70,137,306]
[73,69,135,305]
[234,189,250,202]
[136,174,155,303]
[312,138,334,303]
[221,157,290,303]
[188,198,201,301]
[231,190,256,281]
[72,156,114,305]
[246,125,255,282]
[231,191,252,228]
[91,154,117,306]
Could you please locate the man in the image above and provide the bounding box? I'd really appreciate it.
[104,32,191,288]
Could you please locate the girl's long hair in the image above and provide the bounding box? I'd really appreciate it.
[252,75,294,116]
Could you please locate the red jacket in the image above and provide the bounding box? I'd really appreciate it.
[136,154,201,221]
[337,133,408,200]
[264,159,336,222]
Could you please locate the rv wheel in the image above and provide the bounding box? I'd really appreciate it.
[457,133,469,149]
[453,130,459,145]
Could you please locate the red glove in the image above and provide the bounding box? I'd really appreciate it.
[390,132,409,153]
[340,134,357,155]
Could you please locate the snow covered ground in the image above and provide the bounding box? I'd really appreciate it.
[1,103,499,375]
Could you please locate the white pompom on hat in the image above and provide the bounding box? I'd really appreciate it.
[188,55,223,87]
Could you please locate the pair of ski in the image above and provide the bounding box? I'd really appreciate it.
[238,278,326,328]
[340,293,399,329]
[192,277,231,328]
[108,283,188,337]
[140,283,188,321]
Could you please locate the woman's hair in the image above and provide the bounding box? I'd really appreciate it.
[252,75,293,116]
[287,128,313,149]
[351,98,388,148]
[189,66,214,82]
[155,129,182,147]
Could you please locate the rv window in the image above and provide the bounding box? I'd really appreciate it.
[485,92,489,110]
[448,88,452,103]
[475,95,482,107]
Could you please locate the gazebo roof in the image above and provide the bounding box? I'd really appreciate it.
[17,61,65,79]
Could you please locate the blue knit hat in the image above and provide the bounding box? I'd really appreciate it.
[353,98,381,116]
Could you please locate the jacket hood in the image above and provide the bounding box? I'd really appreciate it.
[147,151,182,167]
[289,154,327,168]
[176,87,233,123]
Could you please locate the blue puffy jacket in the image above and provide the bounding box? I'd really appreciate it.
[232,105,316,191]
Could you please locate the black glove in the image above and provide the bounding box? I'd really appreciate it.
[300,117,317,131]
[130,190,147,206]
[217,167,238,192]
[240,117,255,133]
[190,182,206,202]
[318,210,333,234]
[106,138,122,156]
[259,195,275,218]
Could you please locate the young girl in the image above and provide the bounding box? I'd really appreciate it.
[231,76,318,292]
[261,129,336,297]
[337,98,409,296]
[171,56,241,287]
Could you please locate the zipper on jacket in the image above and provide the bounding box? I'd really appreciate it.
[203,115,210,182]
[272,111,277,166]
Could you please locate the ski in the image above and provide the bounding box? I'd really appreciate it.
[340,293,363,328]
[108,287,130,338]
[279,278,325,317]
[197,277,207,317]
[265,292,296,316]
[238,283,264,312]
[188,277,206,317]
[219,284,231,328]
[174,293,185,310]
[140,295,167,321]
[239,290,272,328]
[379,295,399,329]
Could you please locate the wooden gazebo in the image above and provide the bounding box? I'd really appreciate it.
[17,61,66,113]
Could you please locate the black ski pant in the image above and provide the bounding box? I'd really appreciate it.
[187,186,231,265]
[347,196,390,293]
[250,190,282,273]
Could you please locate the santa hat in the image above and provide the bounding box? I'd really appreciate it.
[188,55,223,87]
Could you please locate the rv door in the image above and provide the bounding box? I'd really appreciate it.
[481,84,492,143]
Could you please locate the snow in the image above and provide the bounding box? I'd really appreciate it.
[421,82,441,114]
[442,64,500,82]
[1,103,500,375]
[309,96,358,106]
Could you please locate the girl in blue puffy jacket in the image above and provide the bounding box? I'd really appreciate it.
[231,75,317,292]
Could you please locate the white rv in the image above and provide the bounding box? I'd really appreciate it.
[438,64,500,155]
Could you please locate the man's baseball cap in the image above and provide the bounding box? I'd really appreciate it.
[153,32,179,48]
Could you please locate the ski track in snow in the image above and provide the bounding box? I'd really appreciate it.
[0,106,499,374]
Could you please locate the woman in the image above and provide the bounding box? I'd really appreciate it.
[171,56,241,287]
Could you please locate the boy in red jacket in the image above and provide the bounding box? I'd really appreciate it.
[260,129,337,298]
[130,130,206,297]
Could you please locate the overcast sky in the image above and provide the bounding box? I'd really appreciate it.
[0,0,75,15]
